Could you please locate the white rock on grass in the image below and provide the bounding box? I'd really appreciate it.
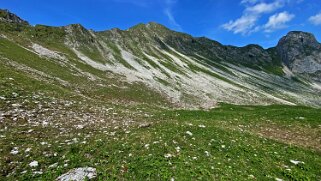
[56,167,97,181]
[198,125,206,128]
[75,125,85,129]
[164,153,173,158]
[175,146,181,153]
[10,147,19,155]
[290,160,304,165]
[186,131,193,136]
[29,161,39,167]
[48,163,58,169]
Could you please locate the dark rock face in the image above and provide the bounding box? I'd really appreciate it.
[276,31,321,74]
[0,9,29,25]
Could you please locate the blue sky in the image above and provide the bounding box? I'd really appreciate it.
[1,0,321,48]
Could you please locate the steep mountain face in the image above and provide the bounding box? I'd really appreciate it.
[1,10,321,108]
[0,9,28,25]
[276,31,321,81]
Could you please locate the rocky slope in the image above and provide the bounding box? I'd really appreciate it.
[0,9,321,108]
[277,31,321,81]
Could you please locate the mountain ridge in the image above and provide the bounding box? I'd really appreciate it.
[1,9,321,108]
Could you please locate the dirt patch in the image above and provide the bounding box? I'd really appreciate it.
[254,124,321,153]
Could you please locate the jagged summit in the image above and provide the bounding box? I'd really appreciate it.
[0,9,29,25]
[276,31,321,74]
[278,31,320,48]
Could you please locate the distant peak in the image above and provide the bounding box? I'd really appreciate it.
[284,31,316,40]
[0,9,29,25]
[244,44,264,49]
[146,22,170,30]
[65,23,85,29]
[278,31,319,47]
[64,23,88,32]
[128,22,170,31]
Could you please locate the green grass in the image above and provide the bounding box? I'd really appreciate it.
[1,19,321,181]
[105,41,135,69]
[1,102,320,180]
[0,36,170,106]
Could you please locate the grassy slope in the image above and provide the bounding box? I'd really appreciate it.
[1,102,320,180]
[1,21,320,181]
[0,32,170,106]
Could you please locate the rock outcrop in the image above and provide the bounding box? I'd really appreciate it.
[277,31,321,75]
[0,9,29,25]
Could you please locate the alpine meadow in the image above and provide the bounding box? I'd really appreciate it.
[0,4,321,181]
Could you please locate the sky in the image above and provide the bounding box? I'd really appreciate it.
[0,0,321,48]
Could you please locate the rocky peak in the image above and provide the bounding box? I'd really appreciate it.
[127,22,171,37]
[145,22,170,30]
[277,31,321,74]
[277,31,320,49]
[0,9,29,25]
[64,24,87,33]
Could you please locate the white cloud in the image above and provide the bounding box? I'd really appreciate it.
[163,0,182,31]
[264,11,295,32]
[309,12,321,25]
[241,0,258,4]
[164,8,182,30]
[246,1,283,14]
[222,0,285,35]
[222,15,258,35]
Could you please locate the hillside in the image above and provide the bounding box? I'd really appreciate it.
[0,9,321,180]
[0,9,321,109]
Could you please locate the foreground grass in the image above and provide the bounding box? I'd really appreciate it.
[1,103,320,180]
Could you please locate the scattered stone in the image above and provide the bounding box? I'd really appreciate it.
[175,146,181,153]
[75,125,84,129]
[29,161,39,167]
[164,153,173,158]
[56,167,97,181]
[290,160,304,165]
[198,124,206,128]
[186,131,193,136]
[49,163,58,169]
[10,147,19,155]
[33,171,43,175]
[295,116,305,120]
[138,123,151,128]
[11,103,21,108]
